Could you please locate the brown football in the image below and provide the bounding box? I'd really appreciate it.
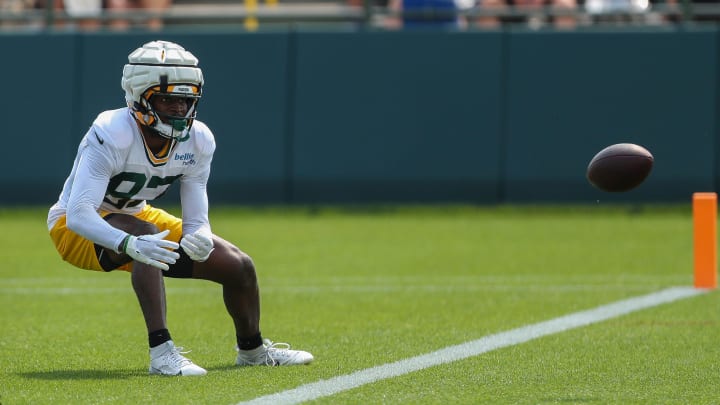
[586,143,654,192]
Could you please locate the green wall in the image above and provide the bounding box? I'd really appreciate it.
[2,27,716,205]
[504,29,718,203]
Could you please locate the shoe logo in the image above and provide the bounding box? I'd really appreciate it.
[93,130,104,145]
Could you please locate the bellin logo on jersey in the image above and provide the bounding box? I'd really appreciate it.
[175,152,196,166]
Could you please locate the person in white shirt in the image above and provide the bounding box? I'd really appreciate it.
[47,40,313,376]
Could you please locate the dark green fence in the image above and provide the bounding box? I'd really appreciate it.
[2,27,716,205]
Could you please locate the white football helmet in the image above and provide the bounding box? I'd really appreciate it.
[121,40,204,140]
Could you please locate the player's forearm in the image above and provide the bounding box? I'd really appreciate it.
[66,202,128,253]
[64,142,129,252]
[180,179,211,236]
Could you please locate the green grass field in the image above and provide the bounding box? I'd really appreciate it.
[1,205,718,404]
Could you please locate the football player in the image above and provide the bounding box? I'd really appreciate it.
[47,40,313,376]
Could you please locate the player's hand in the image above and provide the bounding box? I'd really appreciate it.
[123,229,180,271]
[180,230,215,262]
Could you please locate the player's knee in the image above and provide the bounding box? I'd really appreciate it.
[238,252,257,283]
[105,214,159,236]
[129,220,160,236]
[243,253,256,275]
[227,245,257,287]
[196,240,258,286]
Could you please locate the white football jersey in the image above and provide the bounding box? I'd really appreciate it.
[48,107,215,252]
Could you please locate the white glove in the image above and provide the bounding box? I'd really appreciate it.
[122,229,180,271]
[180,231,215,262]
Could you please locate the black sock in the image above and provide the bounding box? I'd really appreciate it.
[237,332,263,350]
[149,329,172,348]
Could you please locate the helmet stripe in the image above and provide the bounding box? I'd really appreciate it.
[159,74,168,94]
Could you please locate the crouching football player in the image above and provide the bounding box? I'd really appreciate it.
[47,40,313,376]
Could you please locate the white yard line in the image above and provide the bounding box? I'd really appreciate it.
[238,286,708,405]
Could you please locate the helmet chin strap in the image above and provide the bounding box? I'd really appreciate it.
[145,119,187,140]
[145,125,169,139]
[151,110,191,139]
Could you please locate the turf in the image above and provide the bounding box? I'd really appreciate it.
[0,205,717,404]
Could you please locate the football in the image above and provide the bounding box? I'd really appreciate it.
[586,143,654,192]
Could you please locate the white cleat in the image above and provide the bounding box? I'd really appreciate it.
[236,339,314,366]
[149,340,207,376]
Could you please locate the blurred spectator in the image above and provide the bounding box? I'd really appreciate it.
[473,0,577,29]
[0,0,38,30]
[1,0,34,13]
[474,0,505,27]
[43,0,171,30]
[585,0,648,23]
[585,0,649,14]
[550,0,578,28]
[106,0,171,30]
[387,0,473,29]
[58,0,103,30]
[511,0,577,28]
[39,0,102,30]
[585,0,676,24]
